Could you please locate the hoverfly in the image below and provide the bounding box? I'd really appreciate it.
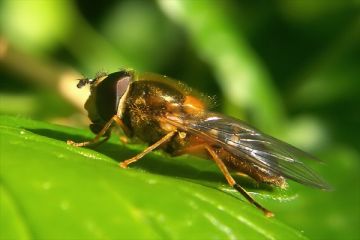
[68,69,330,217]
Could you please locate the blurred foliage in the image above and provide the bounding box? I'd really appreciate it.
[0,0,359,239]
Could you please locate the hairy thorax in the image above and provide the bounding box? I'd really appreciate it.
[122,80,205,151]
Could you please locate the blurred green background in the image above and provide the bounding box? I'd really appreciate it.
[0,0,359,239]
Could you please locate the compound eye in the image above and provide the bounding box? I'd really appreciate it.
[116,75,130,101]
[95,71,131,121]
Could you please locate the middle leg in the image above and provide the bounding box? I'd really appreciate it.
[119,130,177,168]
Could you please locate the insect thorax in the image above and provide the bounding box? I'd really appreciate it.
[122,80,201,151]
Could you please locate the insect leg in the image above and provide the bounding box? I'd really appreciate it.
[204,145,274,217]
[234,172,260,187]
[119,130,177,168]
[67,115,120,147]
[112,115,132,137]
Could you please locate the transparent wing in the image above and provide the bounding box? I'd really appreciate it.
[166,114,330,190]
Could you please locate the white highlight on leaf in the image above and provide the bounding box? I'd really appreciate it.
[187,199,236,240]
[147,179,158,185]
[60,200,69,211]
[191,191,276,240]
[42,181,52,190]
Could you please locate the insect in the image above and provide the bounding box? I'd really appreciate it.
[68,69,330,217]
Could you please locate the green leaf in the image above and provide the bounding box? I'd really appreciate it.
[0,115,307,239]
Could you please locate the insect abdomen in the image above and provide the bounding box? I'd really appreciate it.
[215,148,286,187]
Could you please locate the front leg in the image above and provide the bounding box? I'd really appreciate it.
[67,115,123,147]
